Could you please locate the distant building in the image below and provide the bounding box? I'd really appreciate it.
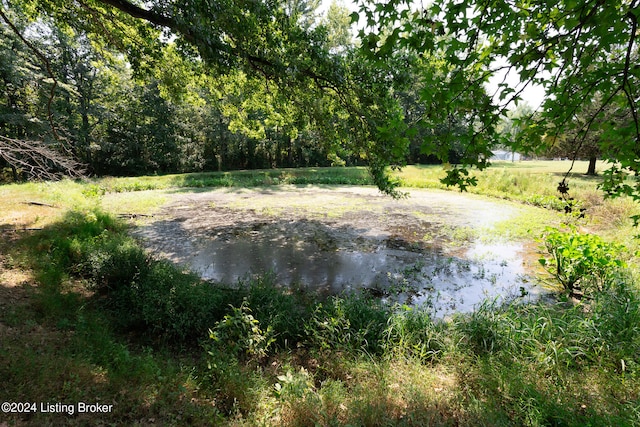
[490,149,522,161]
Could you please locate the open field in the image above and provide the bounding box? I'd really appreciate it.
[1,162,639,426]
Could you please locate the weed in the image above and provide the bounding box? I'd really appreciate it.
[204,303,274,417]
[274,367,315,401]
[207,300,274,361]
[246,275,312,348]
[383,305,451,361]
[306,294,390,355]
[539,226,627,297]
[81,184,106,198]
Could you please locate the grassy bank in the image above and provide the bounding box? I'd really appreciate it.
[1,163,640,425]
[1,208,639,425]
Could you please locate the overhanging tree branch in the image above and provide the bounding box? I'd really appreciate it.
[93,0,175,28]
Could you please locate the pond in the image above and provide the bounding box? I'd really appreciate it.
[133,186,545,318]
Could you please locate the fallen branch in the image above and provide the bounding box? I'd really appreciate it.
[0,135,85,181]
[117,213,155,219]
[1,227,44,232]
[24,201,56,207]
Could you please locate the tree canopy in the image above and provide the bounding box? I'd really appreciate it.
[1,0,639,200]
[1,0,412,193]
[355,0,639,195]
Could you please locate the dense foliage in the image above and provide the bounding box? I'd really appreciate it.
[0,0,413,194]
[356,0,639,193]
[0,4,367,177]
[539,226,628,297]
[1,0,638,198]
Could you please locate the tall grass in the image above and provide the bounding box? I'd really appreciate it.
[395,162,640,240]
[3,164,640,425]
[395,161,610,209]
[6,208,636,425]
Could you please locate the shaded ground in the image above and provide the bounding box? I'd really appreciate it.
[0,232,34,339]
[133,185,544,317]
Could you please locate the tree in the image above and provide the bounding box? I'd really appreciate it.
[2,0,409,194]
[322,1,354,53]
[542,97,609,175]
[285,0,322,29]
[355,0,639,195]
[498,104,534,148]
[0,11,86,179]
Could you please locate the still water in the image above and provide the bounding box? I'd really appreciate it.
[188,236,538,318]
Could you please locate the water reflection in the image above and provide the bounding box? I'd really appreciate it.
[188,236,540,318]
[134,187,546,319]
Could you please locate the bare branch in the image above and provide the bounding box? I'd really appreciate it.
[0,136,85,181]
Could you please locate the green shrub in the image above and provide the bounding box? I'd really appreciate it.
[539,226,627,297]
[82,236,151,295]
[28,209,126,287]
[110,181,159,192]
[81,184,106,198]
[206,300,274,361]
[525,194,567,210]
[107,259,242,343]
[203,300,275,415]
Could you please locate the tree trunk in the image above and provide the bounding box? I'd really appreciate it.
[586,156,597,175]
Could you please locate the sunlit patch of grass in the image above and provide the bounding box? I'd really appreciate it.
[394,161,609,205]
[101,190,169,217]
[273,357,460,426]
[92,167,374,192]
[490,204,561,241]
[0,179,96,228]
